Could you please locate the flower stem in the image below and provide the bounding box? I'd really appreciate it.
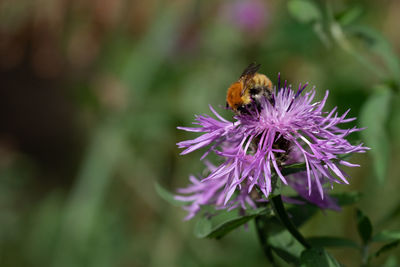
[254,216,277,266]
[271,194,311,249]
[361,245,370,267]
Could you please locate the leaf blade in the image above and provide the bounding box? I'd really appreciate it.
[300,247,341,267]
[360,85,392,183]
[196,208,270,239]
[287,0,322,24]
[330,191,362,206]
[269,231,303,265]
[374,241,400,258]
[206,215,256,239]
[356,209,373,244]
[194,217,212,238]
[307,236,360,249]
[372,230,400,242]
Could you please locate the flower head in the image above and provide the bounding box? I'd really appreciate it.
[176,75,368,219]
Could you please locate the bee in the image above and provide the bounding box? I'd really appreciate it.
[226,63,273,114]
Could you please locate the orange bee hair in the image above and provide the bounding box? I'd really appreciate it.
[226,63,264,112]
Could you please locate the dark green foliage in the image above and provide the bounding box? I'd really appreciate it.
[271,195,311,249]
[194,208,270,239]
[356,209,373,244]
[269,231,303,265]
[300,247,341,267]
[374,241,400,258]
[331,192,362,206]
[307,236,359,249]
[336,5,363,26]
[373,230,400,242]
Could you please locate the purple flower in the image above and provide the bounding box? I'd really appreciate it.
[176,75,368,219]
[221,0,269,33]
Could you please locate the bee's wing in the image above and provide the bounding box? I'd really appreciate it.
[240,63,261,96]
[240,63,261,78]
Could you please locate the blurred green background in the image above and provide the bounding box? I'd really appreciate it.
[0,0,399,266]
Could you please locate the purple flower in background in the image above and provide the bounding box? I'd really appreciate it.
[176,75,368,219]
[222,0,269,33]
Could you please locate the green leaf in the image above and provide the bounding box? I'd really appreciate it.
[271,174,283,196]
[349,26,400,82]
[196,208,269,239]
[265,201,319,234]
[154,182,188,207]
[271,195,311,248]
[307,236,359,249]
[281,162,307,176]
[374,241,400,258]
[206,215,255,239]
[269,231,302,265]
[336,6,363,26]
[194,217,212,238]
[356,209,373,244]
[287,203,319,228]
[287,0,322,24]
[372,230,400,242]
[330,191,362,206]
[260,200,320,239]
[271,247,301,265]
[254,216,276,263]
[360,85,392,183]
[383,255,398,267]
[300,247,341,267]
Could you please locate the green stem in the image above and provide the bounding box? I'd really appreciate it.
[254,216,278,266]
[271,195,311,249]
[325,0,386,79]
[361,244,370,267]
[330,22,386,79]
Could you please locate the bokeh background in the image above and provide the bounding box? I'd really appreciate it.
[1,0,400,266]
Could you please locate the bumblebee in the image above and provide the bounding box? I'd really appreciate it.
[226,63,273,114]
